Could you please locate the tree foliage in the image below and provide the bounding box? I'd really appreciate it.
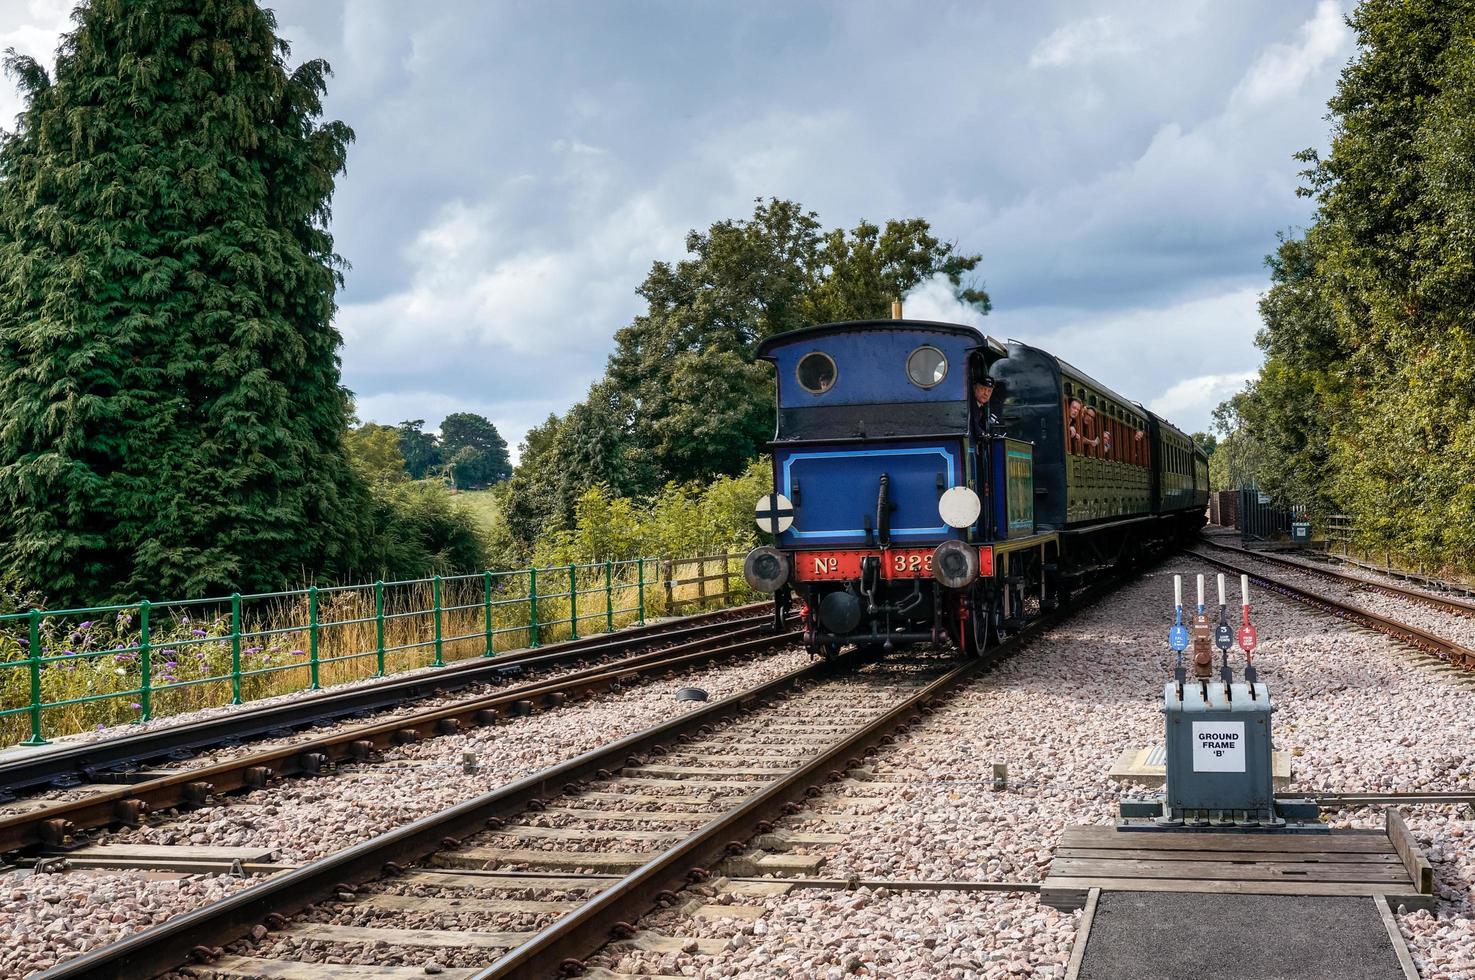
[1218,0,1475,566]
[396,419,441,481]
[0,0,372,604]
[440,411,511,488]
[502,198,988,553]
[346,422,409,486]
[533,459,772,567]
[394,414,510,488]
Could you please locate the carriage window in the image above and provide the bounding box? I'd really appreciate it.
[905,346,948,388]
[796,351,837,394]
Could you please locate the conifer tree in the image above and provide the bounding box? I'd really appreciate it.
[0,0,365,603]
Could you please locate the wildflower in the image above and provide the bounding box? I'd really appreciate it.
[290,649,307,657]
[17,638,27,648]
[244,646,262,655]
[191,629,207,638]
[164,660,177,669]
[78,621,93,630]
[161,649,175,658]
[60,649,74,657]
[129,702,141,710]
[115,667,126,675]
[95,724,105,731]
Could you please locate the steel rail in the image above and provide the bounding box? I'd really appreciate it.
[476,652,987,978]
[478,565,1152,978]
[30,646,838,980]
[1195,539,1475,617]
[1314,791,1475,807]
[1187,548,1475,670]
[0,604,766,801]
[1,626,797,855]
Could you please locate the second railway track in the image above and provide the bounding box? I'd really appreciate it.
[0,604,771,804]
[1188,541,1475,672]
[0,616,797,856]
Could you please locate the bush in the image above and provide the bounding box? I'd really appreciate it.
[532,458,771,566]
[360,480,488,581]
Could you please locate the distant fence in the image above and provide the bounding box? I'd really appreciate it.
[0,552,756,748]
[663,553,745,613]
[1236,489,1304,540]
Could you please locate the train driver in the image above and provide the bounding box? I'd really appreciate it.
[972,369,1001,435]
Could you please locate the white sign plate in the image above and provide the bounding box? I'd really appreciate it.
[754,493,795,534]
[938,486,981,529]
[1191,720,1246,773]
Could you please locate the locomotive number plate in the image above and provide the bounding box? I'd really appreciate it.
[792,547,994,582]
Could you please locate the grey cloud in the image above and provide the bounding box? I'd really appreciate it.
[2,0,1353,446]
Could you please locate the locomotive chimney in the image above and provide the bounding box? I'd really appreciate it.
[890,297,903,319]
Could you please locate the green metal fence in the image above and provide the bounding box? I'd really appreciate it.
[0,557,686,748]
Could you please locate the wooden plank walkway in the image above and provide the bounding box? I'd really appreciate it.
[1042,816,1433,912]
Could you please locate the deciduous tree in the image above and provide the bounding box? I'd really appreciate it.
[502,198,988,552]
[440,412,511,488]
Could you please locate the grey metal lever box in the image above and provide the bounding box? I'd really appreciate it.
[1163,681,1275,821]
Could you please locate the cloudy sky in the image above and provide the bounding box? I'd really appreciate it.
[0,0,1353,452]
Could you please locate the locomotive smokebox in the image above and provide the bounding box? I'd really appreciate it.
[818,591,862,634]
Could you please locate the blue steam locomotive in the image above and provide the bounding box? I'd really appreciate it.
[742,318,1208,656]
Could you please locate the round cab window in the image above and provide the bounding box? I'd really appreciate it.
[906,346,948,388]
[796,351,837,394]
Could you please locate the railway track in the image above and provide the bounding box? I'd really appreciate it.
[31,561,1147,980]
[1187,543,1475,671]
[0,604,769,804]
[1196,538,1475,618]
[1,618,797,857]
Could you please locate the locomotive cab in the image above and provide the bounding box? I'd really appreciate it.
[743,319,1039,657]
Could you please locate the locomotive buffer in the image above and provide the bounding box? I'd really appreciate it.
[1118,573,1321,831]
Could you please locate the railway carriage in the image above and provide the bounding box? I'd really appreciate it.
[743,318,1207,657]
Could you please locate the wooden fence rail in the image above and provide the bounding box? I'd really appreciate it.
[663,553,747,613]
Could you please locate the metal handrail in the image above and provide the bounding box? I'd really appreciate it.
[1,552,755,747]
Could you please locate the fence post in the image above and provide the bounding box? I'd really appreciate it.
[22,609,46,745]
[307,587,320,691]
[569,565,578,640]
[698,555,709,604]
[663,559,674,613]
[605,560,614,633]
[637,560,646,625]
[432,575,445,667]
[374,581,386,677]
[528,567,540,648]
[483,571,494,657]
[229,593,243,705]
[138,601,152,721]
